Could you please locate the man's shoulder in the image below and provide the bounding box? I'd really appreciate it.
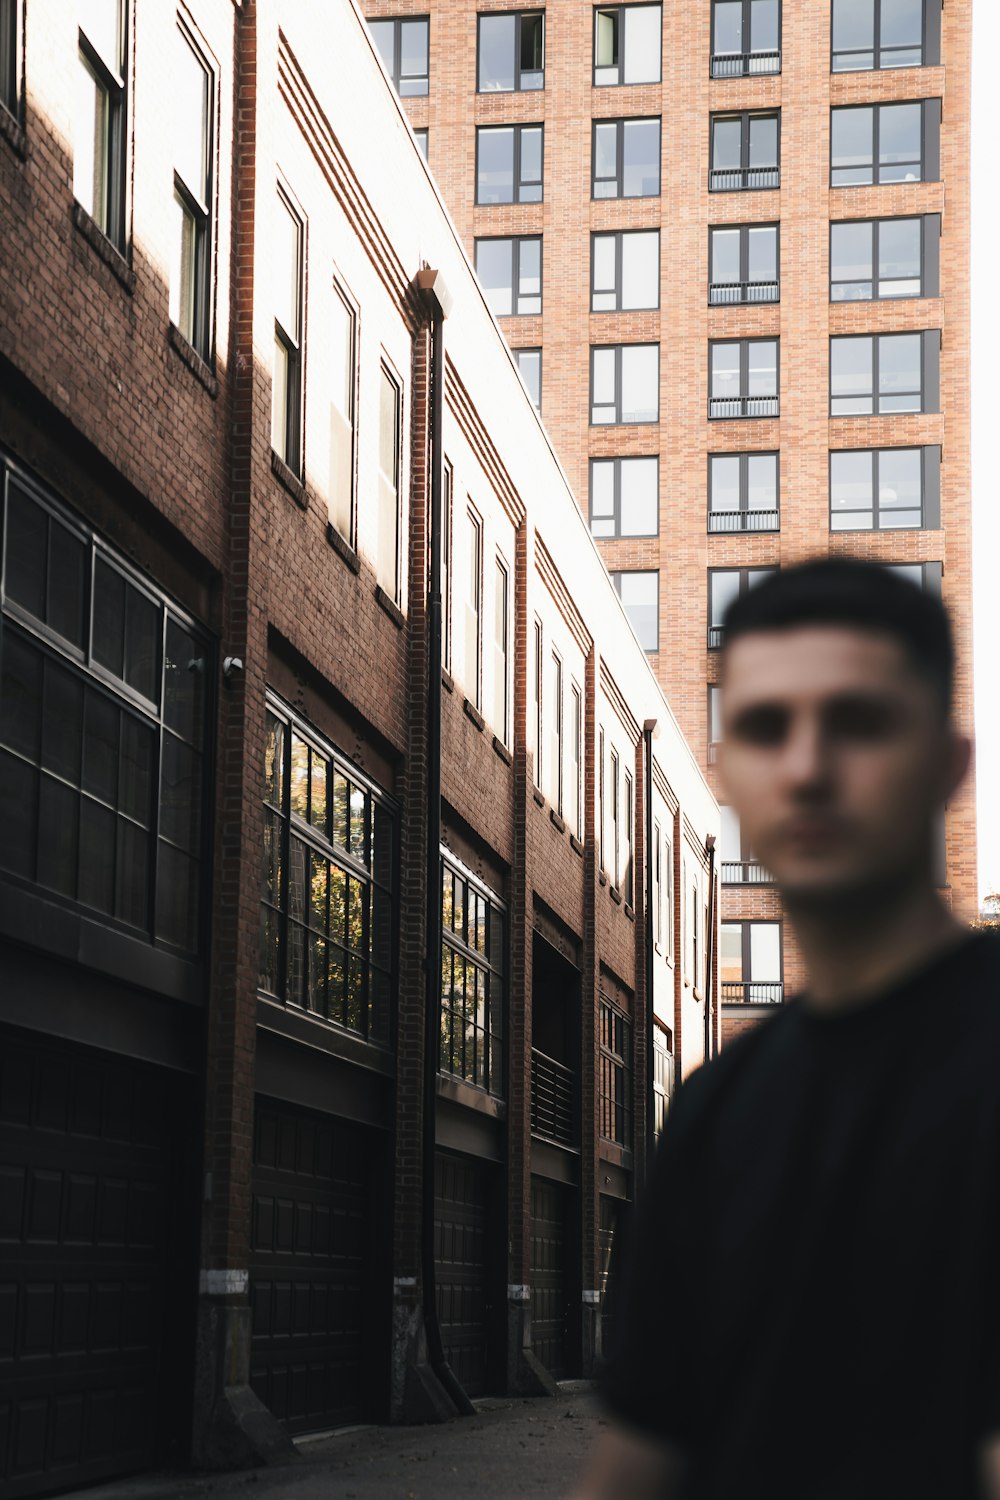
[672,1001,795,1126]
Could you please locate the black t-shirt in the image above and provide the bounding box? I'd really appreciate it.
[602,931,1000,1500]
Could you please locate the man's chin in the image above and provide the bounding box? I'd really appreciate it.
[772,862,909,916]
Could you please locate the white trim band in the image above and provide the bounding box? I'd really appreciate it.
[199,1268,248,1296]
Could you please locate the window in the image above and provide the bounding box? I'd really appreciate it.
[599,727,606,872]
[515,348,542,411]
[721,921,782,1003]
[664,827,674,957]
[709,567,776,648]
[571,683,583,839]
[610,747,620,885]
[830,331,939,416]
[329,281,357,540]
[590,456,658,538]
[464,507,482,709]
[368,16,429,95]
[414,128,428,160]
[653,1025,673,1136]
[689,882,699,988]
[260,699,397,1041]
[272,189,303,474]
[477,10,544,92]
[1,0,19,119]
[75,0,127,248]
[709,223,779,305]
[708,685,722,760]
[547,649,563,811]
[720,806,770,883]
[592,117,660,199]
[830,215,939,302]
[442,463,453,669]
[830,446,939,532]
[1,463,210,955]
[710,339,778,419]
[591,230,660,311]
[493,557,509,741]
[653,819,663,947]
[708,452,779,533]
[831,100,939,186]
[476,124,543,203]
[599,996,632,1145]
[832,0,938,71]
[440,856,505,1095]
[711,0,781,77]
[591,344,659,425]
[378,364,402,599]
[884,560,942,595]
[623,771,634,906]
[710,111,779,191]
[594,4,662,85]
[611,571,659,653]
[534,618,543,786]
[170,26,214,359]
[475,236,542,316]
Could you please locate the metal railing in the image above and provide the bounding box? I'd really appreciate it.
[709,395,779,419]
[721,859,773,884]
[711,49,781,77]
[708,741,719,765]
[708,625,725,650]
[722,980,784,1004]
[531,1048,576,1146]
[708,508,780,534]
[709,166,780,192]
[709,279,779,306]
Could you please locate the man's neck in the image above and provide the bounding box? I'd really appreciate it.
[788,885,968,1016]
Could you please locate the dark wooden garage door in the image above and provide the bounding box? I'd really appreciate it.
[249,1098,377,1434]
[434,1152,493,1397]
[530,1178,571,1379]
[0,1027,195,1500]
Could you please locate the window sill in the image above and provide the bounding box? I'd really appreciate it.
[463,696,485,731]
[492,734,512,765]
[549,808,565,834]
[72,201,135,293]
[326,522,361,574]
[570,833,584,857]
[271,448,307,508]
[610,886,622,906]
[598,870,608,887]
[624,903,635,922]
[532,786,546,808]
[442,667,455,693]
[0,103,26,159]
[375,583,405,629]
[168,323,219,398]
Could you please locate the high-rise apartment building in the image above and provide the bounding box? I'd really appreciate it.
[367,0,976,1041]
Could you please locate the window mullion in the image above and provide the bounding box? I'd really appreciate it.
[872,336,880,413]
[616,232,623,309]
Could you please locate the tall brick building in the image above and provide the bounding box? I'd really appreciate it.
[367,0,977,1043]
[0,0,718,1492]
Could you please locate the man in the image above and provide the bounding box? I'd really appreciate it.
[571,559,1000,1500]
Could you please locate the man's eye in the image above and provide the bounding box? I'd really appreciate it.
[826,703,896,740]
[731,709,788,745]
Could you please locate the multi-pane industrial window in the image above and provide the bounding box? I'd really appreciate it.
[464,507,482,709]
[571,683,583,839]
[611,571,659,653]
[515,348,542,411]
[329,281,357,541]
[368,16,429,95]
[830,446,940,531]
[830,331,939,416]
[475,236,542,317]
[708,452,779,533]
[0,462,210,955]
[74,0,127,248]
[590,456,658,538]
[171,25,214,359]
[260,699,397,1042]
[830,101,939,186]
[711,0,781,77]
[721,921,782,1003]
[378,365,402,600]
[593,4,662,85]
[709,567,776,648]
[272,189,303,474]
[477,11,544,92]
[476,124,543,203]
[599,997,632,1145]
[591,230,659,311]
[440,855,505,1095]
[533,618,543,786]
[832,0,938,71]
[710,339,778,419]
[591,344,659,425]
[493,557,509,741]
[592,118,660,199]
[1,0,18,119]
[547,649,563,812]
[710,111,779,191]
[709,224,778,305]
[830,216,938,302]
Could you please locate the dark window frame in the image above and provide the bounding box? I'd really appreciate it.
[829,330,938,417]
[829,446,940,532]
[589,454,660,538]
[413,127,428,160]
[476,9,545,93]
[493,553,510,744]
[830,99,937,187]
[708,221,780,305]
[709,337,780,419]
[534,616,543,788]
[439,850,507,1097]
[598,994,633,1146]
[329,271,360,547]
[464,502,483,711]
[475,122,544,205]
[368,15,430,95]
[589,342,660,426]
[831,0,939,72]
[710,0,782,78]
[474,233,543,316]
[707,450,780,532]
[171,19,216,362]
[830,214,939,302]
[549,645,563,814]
[273,183,305,476]
[377,357,404,602]
[593,3,663,86]
[75,0,128,250]
[591,115,661,200]
[442,461,453,670]
[721,919,784,1003]
[590,228,661,312]
[708,565,776,648]
[1,0,21,123]
[571,680,583,839]
[709,109,780,192]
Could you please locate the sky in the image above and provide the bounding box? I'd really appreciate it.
[971,2,1000,901]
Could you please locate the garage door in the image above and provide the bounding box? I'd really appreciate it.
[249,1098,377,1434]
[0,1027,195,1499]
[599,1195,628,1362]
[530,1178,571,1379]
[434,1152,493,1397]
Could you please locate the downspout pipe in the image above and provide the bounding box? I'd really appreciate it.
[704,835,717,1063]
[414,269,475,1419]
[642,719,657,1171]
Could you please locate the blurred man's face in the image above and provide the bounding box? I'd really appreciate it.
[718,626,967,912]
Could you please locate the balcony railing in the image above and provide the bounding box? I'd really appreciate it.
[708,741,720,764]
[709,625,725,650]
[710,166,780,192]
[708,508,780,534]
[709,395,779,419]
[723,980,784,1004]
[709,279,779,306]
[721,859,773,884]
[711,50,781,78]
[531,1048,576,1147]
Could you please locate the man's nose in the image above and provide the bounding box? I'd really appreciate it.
[781,717,831,790]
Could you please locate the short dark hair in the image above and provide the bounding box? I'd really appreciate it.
[721,559,954,716]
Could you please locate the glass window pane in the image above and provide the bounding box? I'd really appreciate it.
[79,797,115,914]
[878,218,921,293]
[711,228,741,284]
[747,226,777,281]
[721,923,743,982]
[747,454,777,509]
[832,107,873,183]
[477,127,513,202]
[834,0,874,51]
[878,103,922,181]
[831,450,874,514]
[747,341,776,396]
[92,559,125,681]
[124,584,160,702]
[714,1,742,54]
[160,736,201,853]
[711,343,740,398]
[42,660,83,784]
[749,923,780,980]
[747,115,778,168]
[399,18,428,91]
[620,344,658,422]
[520,12,544,82]
[593,233,617,307]
[749,0,779,52]
[595,8,618,68]
[80,0,121,72]
[623,4,661,82]
[878,448,922,513]
[516,349,541,408]
[617,572,658,652]
[710,455,741,511]
[163,619,205,744]
[712,117,742,170]
[379,368,398,483]
[37,775,79,899]
[720,806,741,861]
[368,19,395,75]
[709,685,722,742]
[710,570,741,626]
[877,333,921,409]
[476,238,514,316]
[620,230,658,308]
[831,337,873,410]
[479,14,515,90]
[5,483,48,623]
[831,220,873,298]
[517,237,541,311]
[594,121,618,190]
[175,30,209,198]
[592,347,616,408]
[881,0,923,49]
[591,461,615,526]
[1,632,42,761]
[274,196,300,337]
[619,457,658,535]
[519,126,542,195]
[74,52,108,225]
